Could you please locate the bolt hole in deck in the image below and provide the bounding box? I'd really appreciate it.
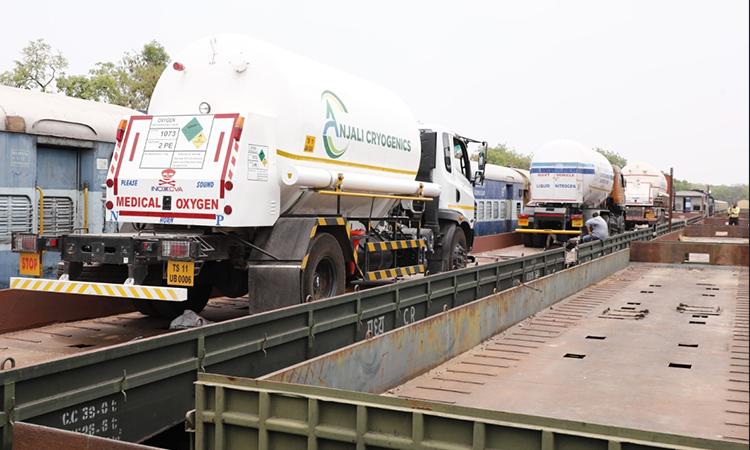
[564,353,586,359]
[585,335,606,340]
[640,290,654,294]
[626,301,641,305]
[67,343,95,348]
[678,343,699,348]
[669,363,693,369]
[689,320,706,325]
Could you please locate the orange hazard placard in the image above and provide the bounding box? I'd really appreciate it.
[19,252,41,277]
[304,135,316,152]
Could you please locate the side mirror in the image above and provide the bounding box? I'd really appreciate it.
[473,170,484,185]
[478,142,487,171]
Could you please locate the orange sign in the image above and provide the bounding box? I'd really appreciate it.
[19,252,41,277]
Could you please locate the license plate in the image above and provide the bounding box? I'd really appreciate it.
[19,252,41,276]
[518,218,529,226]
[167,261,194,287]
[572,219,583,228]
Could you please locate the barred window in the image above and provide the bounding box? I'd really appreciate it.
[0,195,33,243]
[41,196,74,236]
[477,201,485,221]
[492,201,500,220]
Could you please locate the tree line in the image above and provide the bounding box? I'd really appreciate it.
[0,38,168,111]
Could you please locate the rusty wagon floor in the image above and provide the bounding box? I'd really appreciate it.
[388,262,749,444]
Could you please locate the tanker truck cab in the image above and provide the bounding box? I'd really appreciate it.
[417,127,486,272]
[9,34,487,319]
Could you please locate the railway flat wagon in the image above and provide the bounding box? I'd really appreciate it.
[0,86,138,287]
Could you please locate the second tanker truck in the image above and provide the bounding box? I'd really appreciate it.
[516,139,626,247]
[10,34,487,319]
[621,161,669,229]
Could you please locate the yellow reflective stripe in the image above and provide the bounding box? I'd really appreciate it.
[39,280,53,291]
[90,284,103,296]
[103,284,116,296]
[166,289,177,300]
[141,287,154,299]
[154,288,166,300]
[20,279,32,289]
[65,282,78,293]
[336,217,345,226]
[53,281,67,292]
[77,283,89,294]
[301,254,310,270]
[30,280,42,290]
[448,204,475,212]
[115,286,128,297]
[127,286,138,297]
[367,242,375,252]
[310,225,318,238]
[277,149,417,176]
[317,218,326,226]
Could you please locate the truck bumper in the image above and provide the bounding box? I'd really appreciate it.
[9,277,187,301]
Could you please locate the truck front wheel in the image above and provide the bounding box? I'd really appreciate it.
[303,233,346,301]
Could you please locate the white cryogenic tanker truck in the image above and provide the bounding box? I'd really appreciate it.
[10,35,487,318]
[516,139,626,247]
[622,161,669,229]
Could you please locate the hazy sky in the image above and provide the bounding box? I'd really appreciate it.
[3,1,748,185]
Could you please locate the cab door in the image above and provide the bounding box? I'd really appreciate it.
[449,136,475,222]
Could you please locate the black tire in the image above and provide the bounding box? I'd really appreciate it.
[429,223,469,274]
[303,233,346,301]
[448,226,468,271]
[131,284,212,320]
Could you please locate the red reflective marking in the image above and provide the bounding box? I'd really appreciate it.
[113,116,151,195]
[227,170,233,179]
[128,132,140,161]
[214,113,239,119]
[220,135,234,199]
[119,210,216,219]
[213,131,225,162]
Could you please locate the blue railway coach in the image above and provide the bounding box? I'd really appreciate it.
[0,86,137,287]
[473,163,529,236]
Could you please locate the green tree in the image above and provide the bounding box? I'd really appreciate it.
[485,143,532,169]
[57,40,169,110]
[708,184,749,204]
[0,38,68,92]
[594,147,627,168]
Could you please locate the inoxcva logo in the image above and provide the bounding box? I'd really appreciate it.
[320,90,413,160]
[321,90,349,159]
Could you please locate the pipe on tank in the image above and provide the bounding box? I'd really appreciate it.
[282,165,441,197]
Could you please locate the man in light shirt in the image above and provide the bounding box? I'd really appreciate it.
[580,212,609,243]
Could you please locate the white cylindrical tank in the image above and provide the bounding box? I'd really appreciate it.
[148,34,432,226]
[622,161,668,205]
[529,139,614,208]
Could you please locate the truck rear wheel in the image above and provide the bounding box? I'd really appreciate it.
[303,233,346,301]
[131,284,211,320]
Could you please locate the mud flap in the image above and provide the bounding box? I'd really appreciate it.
[247,264,303,314]
[246,217,320,314]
